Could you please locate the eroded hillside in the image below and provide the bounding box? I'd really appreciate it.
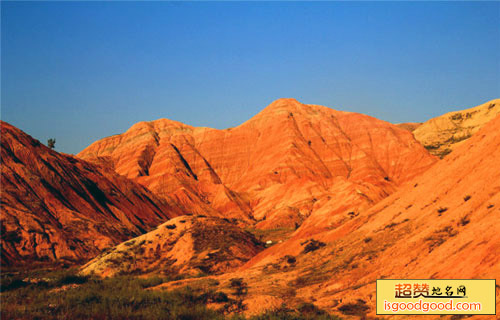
[1,121,182,265]
[81,215,264,277]
[150,113,500,318]
[79,98,436,232]
[413,99,500,158]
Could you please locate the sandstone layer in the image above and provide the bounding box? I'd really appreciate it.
[78,98,437,231]
[413,99,500,158]
[1,121,181,265]
[193,113,500,318]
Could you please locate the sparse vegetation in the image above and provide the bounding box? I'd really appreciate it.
[2,269,225,319]
[425,226,458,252]
[463,195,471,202]
[227,278,248,313]
[347,211,358,218]
[459,215,470,226]
[445,134,472,144]
[383,218,409,230]
[285,255,296,264]
[1,268,340,319]
[436,148,452,158]
[301,239,326,254]
[437,207,448,214]
[248,304,341,320]
[337,299,369,316]
[292,272,330,289]
[424,144,440,150]
[124,240,135,246]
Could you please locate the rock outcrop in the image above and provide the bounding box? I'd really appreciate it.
[413,99,500,157]
[1,121,181,265]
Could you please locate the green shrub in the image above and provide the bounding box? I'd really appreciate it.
[302,239,326,254]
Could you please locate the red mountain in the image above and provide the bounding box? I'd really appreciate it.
[78,98,436,231]
[1,121,181,265]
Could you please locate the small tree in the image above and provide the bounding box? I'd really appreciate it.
[47,138,56,149]
[228,278,248,313]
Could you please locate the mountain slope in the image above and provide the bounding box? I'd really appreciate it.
[81,215,264,277]
[413,99,500,157]
[1,121,182,265]
[213,113,500,317]
[78,98,437,230]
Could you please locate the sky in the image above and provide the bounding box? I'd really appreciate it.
[2,1,499,155]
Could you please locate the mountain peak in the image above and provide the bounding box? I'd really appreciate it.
[267,97,302,108]
[77,99,436,230]
[243,98,329,125]
[260,97,306,114]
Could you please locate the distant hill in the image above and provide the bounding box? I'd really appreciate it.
[413,99,500,158]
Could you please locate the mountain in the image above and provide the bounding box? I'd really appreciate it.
[413,99,500,158]
[78,98,436,232]
[199,112,500,317]
[1,121,182,266]
[395,122,421,132]
[81,215,264,277]
[4,98,498,317]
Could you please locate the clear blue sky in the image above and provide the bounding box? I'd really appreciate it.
[2,1,499,154]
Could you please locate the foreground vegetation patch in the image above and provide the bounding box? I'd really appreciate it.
[1,268,341,320]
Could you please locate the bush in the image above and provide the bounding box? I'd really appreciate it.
[227,278,248,313]
[285,255,296,264]
[338,299,369,316]
[47,138,56,149]
[229,278,248,298]
[437,207,448,214]
[302,239,326,254]
[57,274,89,285]
[459,215,470,226]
